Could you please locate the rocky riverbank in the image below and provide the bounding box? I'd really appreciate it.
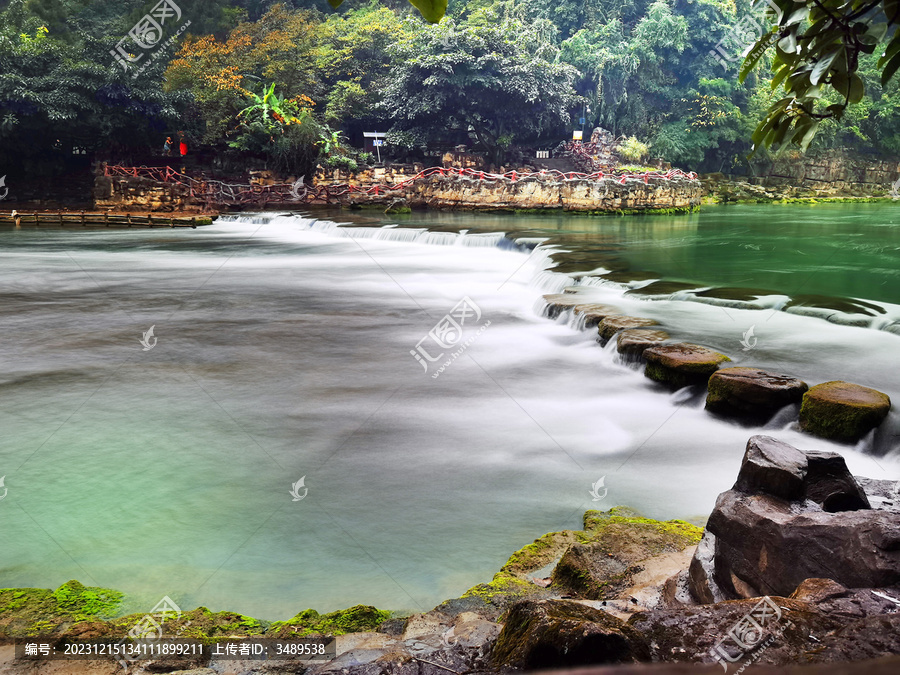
[1,435,898,674]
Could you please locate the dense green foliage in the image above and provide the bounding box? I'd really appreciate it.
[1,0,899,177]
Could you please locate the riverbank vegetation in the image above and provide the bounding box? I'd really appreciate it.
[2,0,900,180]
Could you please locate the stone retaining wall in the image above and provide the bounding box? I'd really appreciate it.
[381,173,701,212]
[704,150,900,201]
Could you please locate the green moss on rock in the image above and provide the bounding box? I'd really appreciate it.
[0,581,123,637]
[271,604,391,637]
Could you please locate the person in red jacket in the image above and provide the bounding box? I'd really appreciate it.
[178,131,187,156]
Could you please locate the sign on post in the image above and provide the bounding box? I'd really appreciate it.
[363,132,387,163]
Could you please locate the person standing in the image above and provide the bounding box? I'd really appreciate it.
[163,137,172,155]
[178,131,187,156]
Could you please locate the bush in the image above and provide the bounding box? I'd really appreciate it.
[616,136,650,162]
[325,155,359,173]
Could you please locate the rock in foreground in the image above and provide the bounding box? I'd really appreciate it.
[491,599,650,669]
[689,435,899,603]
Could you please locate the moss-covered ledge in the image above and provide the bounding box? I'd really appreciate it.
[0,580,389,643]
[460,507,703,611]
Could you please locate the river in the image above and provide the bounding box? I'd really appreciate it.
[0,204,898,620]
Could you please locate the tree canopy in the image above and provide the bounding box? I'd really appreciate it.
[2,0,900,178]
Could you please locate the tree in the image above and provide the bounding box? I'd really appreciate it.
[381,14,580,163]
[739,0,900,152]
[164,3,321,144]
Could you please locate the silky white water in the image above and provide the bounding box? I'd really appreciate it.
[1,211,898,621]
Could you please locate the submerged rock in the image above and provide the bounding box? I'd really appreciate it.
[799,380,891,442]
[616,328,670,358]
[706,367,808,422]
[541,293,585,319]
[491,599,650,669]
[643,343,731,388]
[689,435,900,603]
[598,316,659,341]
[573,303,621,328]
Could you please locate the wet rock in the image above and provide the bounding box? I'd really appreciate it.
[643,343,731,388]
[598,316,659,341]
[573,303,621,328]
[491,599,650,669]
[706,367,808,422]
[799,381,891,442]
[689,436,900,603]
[805,451,870,512]
[616,329,670,358]
[732,435,808,501]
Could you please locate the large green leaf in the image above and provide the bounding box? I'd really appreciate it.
[810,47,840,85]
[407,0,448,23]
[328,0,343,8]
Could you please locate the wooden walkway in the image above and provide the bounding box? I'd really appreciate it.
[1,211,213,228]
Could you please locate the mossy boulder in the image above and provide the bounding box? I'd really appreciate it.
[598,316,659,341]
[491,599,650,669]
[551,510,703,600]
[461,507,702,615]
[706,367,808,422]
[799,381,891,442]
[616,328,670,358]
[643,343,731,388]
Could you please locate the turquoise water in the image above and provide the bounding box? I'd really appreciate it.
[0,205,898,621]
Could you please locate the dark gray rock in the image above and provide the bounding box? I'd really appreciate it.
[492,599,650,670]
[732,435,807,501]
[706,367,808,421]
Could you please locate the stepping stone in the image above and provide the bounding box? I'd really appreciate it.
[573,303,621,328]
[598,316,659,341]
[799,381,891,442]
[706,367,808,421]
[542,293,589,319]
[643,343,731,388]
[616,329,670,358]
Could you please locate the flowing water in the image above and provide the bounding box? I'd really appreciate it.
[1,204,898,621]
